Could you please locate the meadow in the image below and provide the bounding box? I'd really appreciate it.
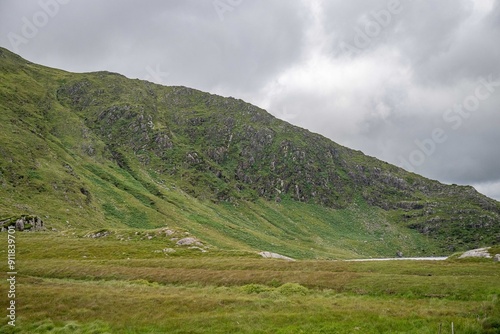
[0,232,499,333]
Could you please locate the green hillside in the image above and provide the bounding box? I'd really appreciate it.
[1,47,499,258]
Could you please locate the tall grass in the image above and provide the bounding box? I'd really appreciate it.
[0,232,498,333]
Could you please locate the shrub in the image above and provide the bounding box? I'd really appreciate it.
[241,284,272,294]
[277,283,309,296]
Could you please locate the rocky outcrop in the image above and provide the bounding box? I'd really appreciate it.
[0,215,44,232]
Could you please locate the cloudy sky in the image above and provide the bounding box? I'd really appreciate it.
[1,0,500,200]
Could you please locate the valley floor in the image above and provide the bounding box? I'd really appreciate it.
[0,233,499,333]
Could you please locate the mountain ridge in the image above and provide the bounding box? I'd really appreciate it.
[1,46,499,257]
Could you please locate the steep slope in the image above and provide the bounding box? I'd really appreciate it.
[0,47,499,257]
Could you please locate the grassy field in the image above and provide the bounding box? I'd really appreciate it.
[0,233,499,333]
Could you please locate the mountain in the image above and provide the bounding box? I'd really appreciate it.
[1,47,499,258]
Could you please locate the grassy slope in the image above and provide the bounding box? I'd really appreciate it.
[0,47,445,258]
[1,47,499,258]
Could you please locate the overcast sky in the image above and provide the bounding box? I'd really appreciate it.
[1,0,499,200]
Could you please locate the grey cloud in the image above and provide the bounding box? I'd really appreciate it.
[485,0,500,28]
[1,0,309,94]
[355,82,500,186]
[323,0,482,84]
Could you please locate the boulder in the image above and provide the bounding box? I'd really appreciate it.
[176,237,202,246]
[494,254,500,262]
[258,251,295,261]
[15,219,24,231]
[458,247,492,259]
